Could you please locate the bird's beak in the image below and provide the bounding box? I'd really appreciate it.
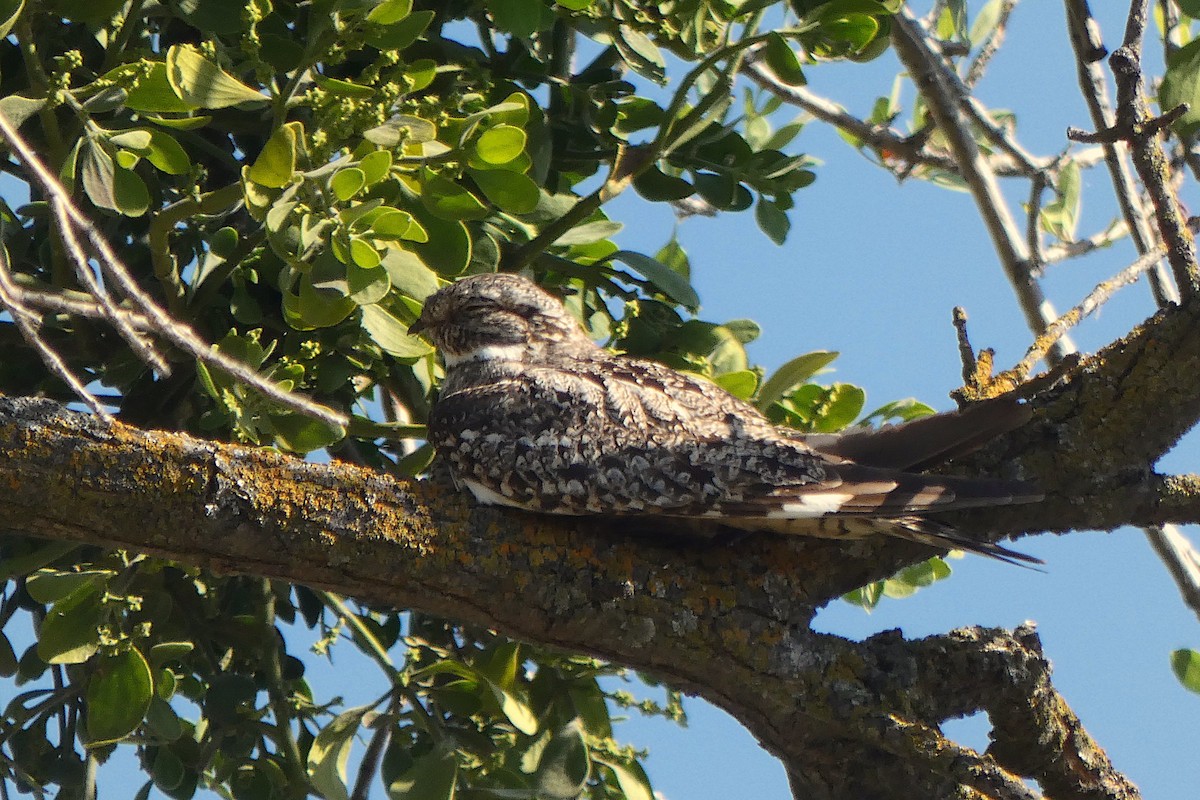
[409,317,427,336]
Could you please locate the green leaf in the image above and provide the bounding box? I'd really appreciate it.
[632,166,693,202]
[367,0,412,24]
[317,75,376,98]
[812,383,866,432]
[1162,39,1200,136]
[422,175,488,221]
[113,165,150,216]
[360,150,393,185]
[145,697,184,741]
[470,169,539,213]
[488,0,543,38]
[554,220,623,246]
[1039,160,1080,241]
[332,168,366,200]
[0,540,79,581]
[166,45,267,109]
[307,706,370,800]
[756,351,839,411]
[755,197,791,245]
[615,26,665,83]
[370,209,417,239]
[365,9,434,50]
[387,750,458,800]
[81,140,119,212]
[349,237,382,269]
[597,759,653,800]
[0,0,24,40]
[0,93,45,129]
[410,211,472,275]
[363,114,438,147]
[382,248,441,299]
[347,257,390,303]
[142,129,191,174]
[86,648,154,746]
[37,582,103,664]
[1171,648,1200,694]
[883,557,951,598]
[861,398,936,425]
[0,631,17,678]
[248,123,301,189]
[609,250,700,309]
[284,273,357,330]
[968,0,1003,45]
[25,569,114,604]
[763,32,806,86]
[535,720,590,799]
[361,304,434,358]
[120,62,196,113]
[149,641,195,665]
[555,0,591,8]
[715,370,758,399]
[270,414,347,453]
[474,124,527,165]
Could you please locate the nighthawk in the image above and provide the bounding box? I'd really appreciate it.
[412,273,1041,563]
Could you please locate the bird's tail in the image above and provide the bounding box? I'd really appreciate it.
[886,516,1043,567]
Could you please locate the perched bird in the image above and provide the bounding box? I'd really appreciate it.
[412,273,1041,564]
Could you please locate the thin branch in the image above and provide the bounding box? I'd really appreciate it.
[891,10,1076,362]
[964,0,1017,89]
[0,251,112,421]
[1065,0,1200,295]
[1014,219,1200,379]
[50,197,171,375]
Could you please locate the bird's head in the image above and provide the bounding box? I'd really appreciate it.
[412,274,596,366]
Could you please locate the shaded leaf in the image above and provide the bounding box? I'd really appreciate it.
[308,706,371,800]
[535,719,590,799]
[86,648,154,746]
[609,250,700,309]
[387,750,457,800]
[37,583,103,664]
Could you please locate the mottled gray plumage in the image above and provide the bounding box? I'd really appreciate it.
[413,274,1041,563]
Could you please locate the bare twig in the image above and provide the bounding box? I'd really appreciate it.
[50,196,171,375]
[1015,221,1199,378]
[964,0,1017,89]
[0,250,112,421]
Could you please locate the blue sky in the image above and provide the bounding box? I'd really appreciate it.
[598,5,1200,799]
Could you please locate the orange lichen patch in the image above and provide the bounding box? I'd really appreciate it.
[756,627,785,646]
[719,626,751,649]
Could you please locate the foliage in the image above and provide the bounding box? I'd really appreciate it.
[0,0,900,797]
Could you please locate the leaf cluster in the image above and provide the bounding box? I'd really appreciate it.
[0,0,902,797]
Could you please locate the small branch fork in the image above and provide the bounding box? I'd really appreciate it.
[0,114,346,427]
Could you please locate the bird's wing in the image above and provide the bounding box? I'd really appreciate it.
[430,358,1039,518]
[801,396,1032,471]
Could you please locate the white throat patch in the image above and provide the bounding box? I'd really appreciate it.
[442,343,526,367]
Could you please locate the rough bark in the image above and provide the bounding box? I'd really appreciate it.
[5,284,1199,800]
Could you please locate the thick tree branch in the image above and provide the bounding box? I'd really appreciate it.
[0,379,1153,799]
